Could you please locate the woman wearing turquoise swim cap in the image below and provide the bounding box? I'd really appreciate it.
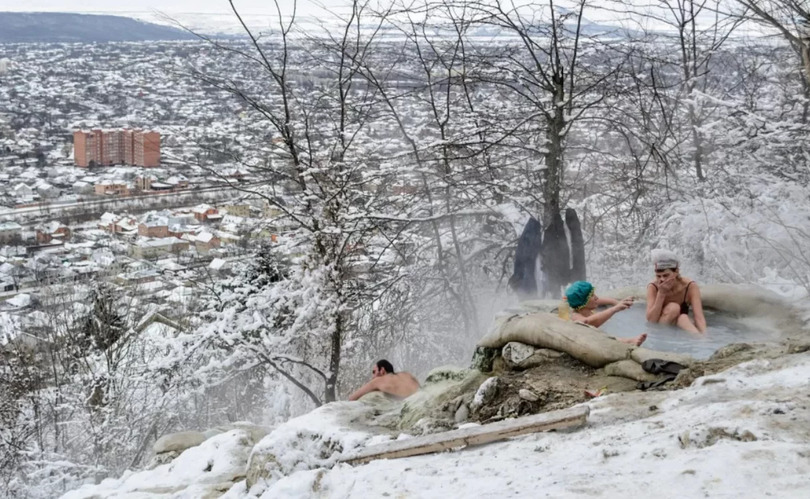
[565,281,647,346]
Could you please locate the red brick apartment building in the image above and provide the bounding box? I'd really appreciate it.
[74,129,160,167]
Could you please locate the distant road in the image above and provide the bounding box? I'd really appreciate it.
[0,183,264,223]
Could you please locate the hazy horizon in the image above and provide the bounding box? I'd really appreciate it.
[0,0,349,18]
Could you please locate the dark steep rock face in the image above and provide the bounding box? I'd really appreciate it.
[510,209,587,299]
[565,208,586,282]
[0,13,195,43]
[540,212,570,298]
[508,216,543,298]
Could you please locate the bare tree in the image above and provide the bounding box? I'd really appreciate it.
[604,0,741,180]
[733,0,810,120]
[184,0,413,404]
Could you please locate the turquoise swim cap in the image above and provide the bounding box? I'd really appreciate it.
[565,281,594,311]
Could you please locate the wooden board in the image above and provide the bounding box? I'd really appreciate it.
[342,405,589,465]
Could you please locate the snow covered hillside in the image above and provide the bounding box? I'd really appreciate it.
[63,351,810,498]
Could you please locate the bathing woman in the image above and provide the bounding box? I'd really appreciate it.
[645,249,707,333]
[566,281,647,346]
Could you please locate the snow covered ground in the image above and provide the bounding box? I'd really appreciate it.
[63,351,810,498]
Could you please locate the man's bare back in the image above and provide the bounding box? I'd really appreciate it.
[374,372,420,399]
[348,360,420,401]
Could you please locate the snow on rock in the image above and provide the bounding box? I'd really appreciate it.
[61,429,259,499]
[471,376,499,409]
[153,431,206,454]
[59,352,810,498]
[244,399,394,493]
[260,352,810,498]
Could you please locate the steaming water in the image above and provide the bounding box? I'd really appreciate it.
[598,304,781,360]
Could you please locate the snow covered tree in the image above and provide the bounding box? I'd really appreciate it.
[185,0,423,405]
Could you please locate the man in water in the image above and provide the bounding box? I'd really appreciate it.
[566,280,647,346]
[348,359,420,401]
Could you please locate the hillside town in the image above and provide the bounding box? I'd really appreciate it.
[4,4,810,498]
[0,40,292,328]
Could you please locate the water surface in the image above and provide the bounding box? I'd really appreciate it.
[598,304,780,359]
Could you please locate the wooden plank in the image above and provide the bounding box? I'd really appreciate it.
[342,405,589,465]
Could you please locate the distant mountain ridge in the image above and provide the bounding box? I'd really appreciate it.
[0,12,196,43]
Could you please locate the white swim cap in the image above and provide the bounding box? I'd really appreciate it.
[651,248,679,270]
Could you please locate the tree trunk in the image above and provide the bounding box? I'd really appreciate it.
[325,311,342,403]
[543,100,566,227]
[801,42,810,123]
[688,102,705,181]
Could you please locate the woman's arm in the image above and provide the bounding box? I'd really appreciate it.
[597,297,619,306]
[574,300,631,328]
[645,283,665,322]
[689,283,707,333]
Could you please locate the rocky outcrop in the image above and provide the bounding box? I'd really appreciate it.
[154,431,206,454]
[244,399,398,490]
[63,429,261,499]
[147,423,271,470]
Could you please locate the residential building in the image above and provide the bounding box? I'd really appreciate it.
[129,237,189,259]
[95,181,130,196]
[122,129,135,165]
[221,204,252,218]
[36,222,71,244]
[192,204,219,222]
[138,220,169,238]
[135,175,153,191]
[98,213,137,234]
[101,130,123,165]
[74,128,161,168]
[134,130,160,167]
[193,231,220,254]
[262,200,284,219]
[0,221,22,244]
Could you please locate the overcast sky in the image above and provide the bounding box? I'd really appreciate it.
[0,0,749,34]
[0,0,346,16]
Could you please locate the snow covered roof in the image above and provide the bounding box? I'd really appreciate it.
[209,258,229,270]
[215,230,240,241]
[140,216,169,227]
[192,204,214,213]
[196,231,216,243]
[136,237,185,248]
[7,293,31,308]
[39,220,66,233]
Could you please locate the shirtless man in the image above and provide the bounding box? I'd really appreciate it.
[645,249,706,333]
[348,360,420,401]
[565,280,647,346]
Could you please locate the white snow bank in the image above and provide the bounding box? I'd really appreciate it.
[61,429,257,499]
[261,353,810,498]
[60,353,810,498]
[245,397,398,494]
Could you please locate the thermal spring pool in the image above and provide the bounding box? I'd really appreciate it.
[598,303,782,359]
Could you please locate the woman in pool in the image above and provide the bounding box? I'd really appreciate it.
[645,249,707,333]
[565,281,647,346]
